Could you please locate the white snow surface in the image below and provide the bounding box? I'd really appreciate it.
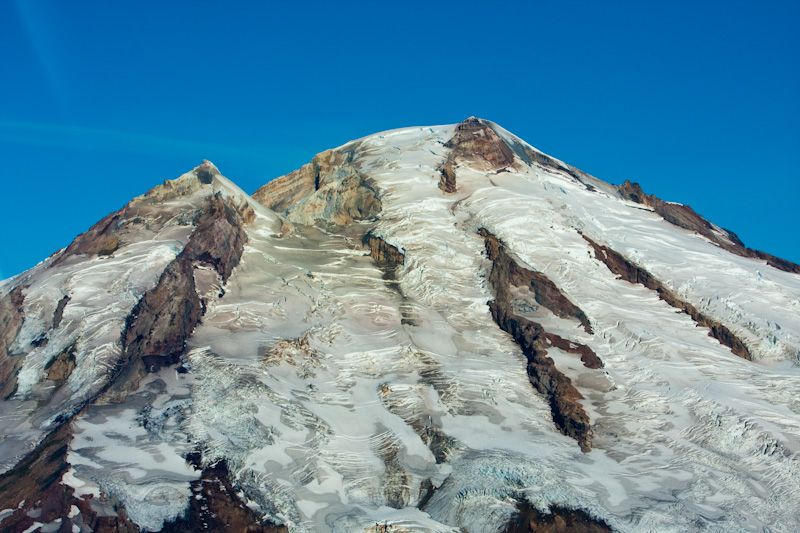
[4,122,800,532]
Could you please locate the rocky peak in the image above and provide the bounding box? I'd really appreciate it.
[438,117,517,192]
[252,145,381,226]
[135,160,221,204]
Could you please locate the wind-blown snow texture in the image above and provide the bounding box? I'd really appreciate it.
[1,119,799,532]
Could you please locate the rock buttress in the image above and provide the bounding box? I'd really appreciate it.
[252,145,381,226]
[479,229,600,451]
[480,229,592,334]
[161,454,287,533]
[0,423,140,533]
[364,232,405,268]
[104,193,250,402]
[618,180,800,274]
[582,233,752,360]
[51,161,224,268]
[439,117,517,192]
[505,500,614,533]
[0,286,26,399]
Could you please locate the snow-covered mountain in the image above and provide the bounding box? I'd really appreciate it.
[1,117,799,532]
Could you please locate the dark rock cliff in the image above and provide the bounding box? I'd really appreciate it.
[0,286,26,399]
[583,234,752,360]
[161,454,287,533]
[479,229,600,452]
[618,180,800,274]
[108,193,250,400]
[506,500,614,533]
[0,191,254,533]
[364,233,405,268]
[439,117,517,192]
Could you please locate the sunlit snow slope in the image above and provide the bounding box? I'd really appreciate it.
[1,118,799,533]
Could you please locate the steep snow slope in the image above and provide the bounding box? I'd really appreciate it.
[0,119,798,532]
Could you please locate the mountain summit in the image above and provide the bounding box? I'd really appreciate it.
[1,118,799,532]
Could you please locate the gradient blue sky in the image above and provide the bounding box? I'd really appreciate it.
[2,0,799,280]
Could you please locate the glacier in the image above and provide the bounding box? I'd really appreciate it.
[0,119,798,532]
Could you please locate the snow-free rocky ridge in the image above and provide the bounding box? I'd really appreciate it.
[0,118,799,532]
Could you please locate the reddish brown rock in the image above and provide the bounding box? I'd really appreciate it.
[618,180,800,274]
[45,343,77,389]
[122,258,201,373]
[489,301,593,452]
[0,286,26,399]
[52,207,128,266]
[583,234,752,360]
[480,229,592,333]
[0,423,72,532]
[364,233,405,268]
[479,229,599,452]
[105,193,250,402]
[439,117,517,192]
[545,332,603,370]
[161,455,287,533]
[0,421,161,533]
[52,162,226,268]
[181,194,250,282]
[506,500,613,533]
[124,194,247,363]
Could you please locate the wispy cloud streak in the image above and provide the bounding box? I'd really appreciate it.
[0,119,272,161]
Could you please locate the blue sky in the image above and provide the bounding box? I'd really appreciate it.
[2,0,799,279]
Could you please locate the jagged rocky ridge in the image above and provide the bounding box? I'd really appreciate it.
[0,119,799,532]
[479,228,600,452]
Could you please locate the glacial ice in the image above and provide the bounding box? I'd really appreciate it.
[3,122,798,531]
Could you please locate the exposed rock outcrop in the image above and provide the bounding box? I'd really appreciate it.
[52,161,223,267]
[618,180,800,274]
[45,342,76,389]
[136,160,217,204]
[439,117,517,192]
[104,193,250,402]
[521,146,598,192]
[253,145,381,226]
[52,294,70,329]
[479,229,599,451]
[544,332,603,370]
[123,258,201,374]
[0,423,74,532]
[252,151,332,214]
[0,286,26,399]
[52,206,128,265]
[476,121,599,192]
[506,500,614,533]
[0,421,146,533]
[480,229,592,334]
[364,232,405,268]
[583,234,752,360]
[161,454,287,533]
